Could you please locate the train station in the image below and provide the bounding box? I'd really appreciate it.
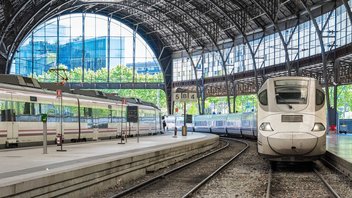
[0,0,352,197]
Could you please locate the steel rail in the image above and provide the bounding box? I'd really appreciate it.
[313,168,341,198]
[319,158,350,179]
[266,161,340,198]
[265,167,273,198]
[182,138,249,198]
[109,139,231,198]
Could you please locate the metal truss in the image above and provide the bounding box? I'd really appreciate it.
[0,0,340,114]
[252,0,295,76]
[174,42,352,98]
[299,0,337,126]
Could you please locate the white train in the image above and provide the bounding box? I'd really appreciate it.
[0,75,162,148]
[166,77,326,161]
[165,112,257,138]
[257,76,326,161]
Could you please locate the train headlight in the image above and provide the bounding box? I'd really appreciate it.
[259,122,274,131]
[311,123,325,132]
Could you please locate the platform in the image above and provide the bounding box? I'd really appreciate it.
[0,132,219,198]
[326,134,352,178]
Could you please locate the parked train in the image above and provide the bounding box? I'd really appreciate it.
[0,75,162,148]
[165,112,256,138]
[338,119,352,134]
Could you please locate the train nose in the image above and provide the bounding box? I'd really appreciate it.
[267,133,318,155]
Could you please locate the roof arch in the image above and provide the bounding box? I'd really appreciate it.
[0,1,339,70]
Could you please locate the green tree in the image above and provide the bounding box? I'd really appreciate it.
[36,64,167,112]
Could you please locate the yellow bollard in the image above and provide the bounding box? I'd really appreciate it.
[182,126,187,136]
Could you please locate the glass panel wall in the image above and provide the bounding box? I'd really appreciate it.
[173,3,352,82]
[11,13,163,84]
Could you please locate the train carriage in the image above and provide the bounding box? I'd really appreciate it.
[226,113,243,137]
[193,114,213,132]
[241,112,257,138]
[0,75,162,148]
[210,114,228,134]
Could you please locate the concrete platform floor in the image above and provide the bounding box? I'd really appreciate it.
[0,132,212,184]
[327,133,352,163]
[2,132,349,190]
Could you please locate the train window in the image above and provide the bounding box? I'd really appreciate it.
[84,108,93,117]
[275,80,308,87]
[316,89,325,106]
[275,88,307,104]
[23,102,35,115]
[275,80,308,104]
[258,90,268,105]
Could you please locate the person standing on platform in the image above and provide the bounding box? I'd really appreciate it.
[162,116,166,134]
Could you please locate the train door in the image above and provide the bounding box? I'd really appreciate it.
[116,104,123,137]
[82,106,94,140]
[2,92,19,146]
[92,104,99,140]
[158,111,162,134]
[109,104,119,138]
[154,109,157,134]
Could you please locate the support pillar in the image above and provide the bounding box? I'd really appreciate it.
[132,25,138,83]
[107,17,111,82]
[82,14,85,82]
[233,81,236,113]
[56,17,60,82]
[300,1,333,128]
[333,84,338,126]
[182,101,187,136]
[200,50,205,115]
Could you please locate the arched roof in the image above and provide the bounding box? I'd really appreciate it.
[0,0,340,114]
[0,0,338,73]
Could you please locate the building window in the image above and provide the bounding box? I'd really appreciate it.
[11,13,162,83]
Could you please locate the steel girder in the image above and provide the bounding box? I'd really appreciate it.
[252,0,296,76]
[0,0,340,67]
[299,0,336,127]
[0,0,343,115]
[173,41,352,97]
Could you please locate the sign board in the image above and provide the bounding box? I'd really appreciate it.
[186,114,193,123]
[41,114,48,123]
[188,93,197,101]
[127,106,138,123]
[174,93,181,101]
[30,96,37,102]
[174,92,197,102]
[181,93,188,101]
[56,89,62,98]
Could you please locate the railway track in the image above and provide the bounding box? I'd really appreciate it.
[109,138,248,198]
[266,161,342,198]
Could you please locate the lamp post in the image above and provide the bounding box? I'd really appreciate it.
[49,68,68,152]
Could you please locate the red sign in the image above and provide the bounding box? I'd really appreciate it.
[56,89,62,98]
[175,107,178,113]
[122,98,126,104]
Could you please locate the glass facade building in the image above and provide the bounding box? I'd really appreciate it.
[11,13,162,82]
[126,61,161,75]
[14,35,124,75]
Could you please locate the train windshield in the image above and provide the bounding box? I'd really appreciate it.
[274,80,308,104]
